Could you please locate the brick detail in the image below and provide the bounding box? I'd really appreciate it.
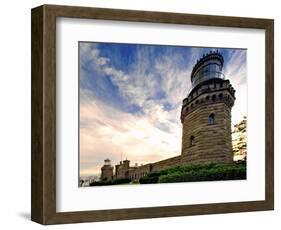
[180,79,235,165]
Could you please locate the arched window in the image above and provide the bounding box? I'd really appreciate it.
[190,136,195,146]
[219,93,223,99]
[212,94,216,101]
[208,113,215,125]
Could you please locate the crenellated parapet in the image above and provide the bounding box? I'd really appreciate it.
[181,78,235,123]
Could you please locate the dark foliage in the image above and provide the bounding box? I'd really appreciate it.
[90,178,131,186]
[139,176,159,184]
[139,162,246,184]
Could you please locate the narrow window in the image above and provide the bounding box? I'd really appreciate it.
[208,113,215,125]
[190,136,195,146]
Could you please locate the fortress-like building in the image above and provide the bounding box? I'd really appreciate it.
[100,51,236,182]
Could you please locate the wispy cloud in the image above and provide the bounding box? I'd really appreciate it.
[80,90,181,176]
[224,49,247,125]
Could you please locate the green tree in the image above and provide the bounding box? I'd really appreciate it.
[232,116,247,161]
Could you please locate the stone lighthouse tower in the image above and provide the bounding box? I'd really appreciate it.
[181,51,235,165]
[101,159,113,181]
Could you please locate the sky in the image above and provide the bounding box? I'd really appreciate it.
[79,42,247,177]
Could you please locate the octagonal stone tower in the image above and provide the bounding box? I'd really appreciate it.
[101,159,113,181]
[181,50,235,165]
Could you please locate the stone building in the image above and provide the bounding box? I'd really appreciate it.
[180,51,235,164]
[100,159,113,181]
[115,160,133,179]
[100,51,236,182]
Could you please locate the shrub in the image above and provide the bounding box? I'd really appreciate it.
[90,178,131,186]
[139,176,159,184]
[111,178,131,185]
[158,164,246,183]
[139,163,246,184]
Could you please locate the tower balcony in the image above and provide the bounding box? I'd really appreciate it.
[190,50,225,88]
[181,78,236,123]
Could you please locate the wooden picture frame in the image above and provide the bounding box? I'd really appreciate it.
[31,4,274,225]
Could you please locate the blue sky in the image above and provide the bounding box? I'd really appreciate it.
[79,42,247,177]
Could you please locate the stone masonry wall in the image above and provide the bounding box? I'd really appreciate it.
[181,102,233,165]
[127,156,182,181]
[101,165,113,181]
[151,155,182,172]
[129,164,151,181]
[115,161,130,179]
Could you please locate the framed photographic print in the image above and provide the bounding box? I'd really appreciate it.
[31,4,274,225]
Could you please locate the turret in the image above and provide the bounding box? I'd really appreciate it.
[181,51,235,165]
[101,158,113,181]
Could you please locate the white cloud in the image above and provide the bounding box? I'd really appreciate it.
[224,49,247,125]
[80,90,181,176]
